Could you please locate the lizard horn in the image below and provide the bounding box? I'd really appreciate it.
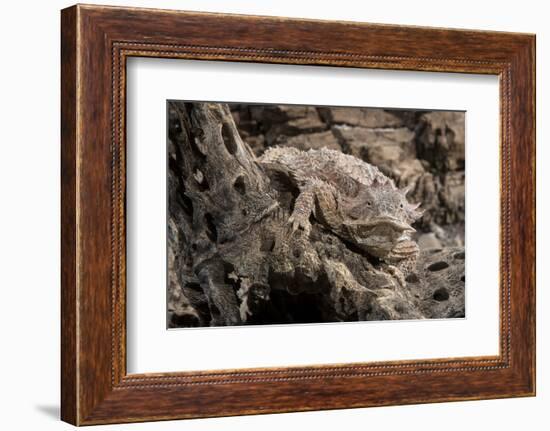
[400,183,413,196]
[408,202,424,221]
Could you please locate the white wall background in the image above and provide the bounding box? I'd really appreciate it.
[0,0,546,429]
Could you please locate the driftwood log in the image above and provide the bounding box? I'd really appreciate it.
[167,102,465,328]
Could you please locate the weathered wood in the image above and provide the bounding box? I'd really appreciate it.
[167,102,465,327]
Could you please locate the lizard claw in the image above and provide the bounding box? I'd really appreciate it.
[385,264,407,288]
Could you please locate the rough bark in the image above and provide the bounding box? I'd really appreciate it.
[167,102,465,328]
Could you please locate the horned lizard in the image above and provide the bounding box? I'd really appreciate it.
[260,147,423,282]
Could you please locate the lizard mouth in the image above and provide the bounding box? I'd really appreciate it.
[348,216,415,236]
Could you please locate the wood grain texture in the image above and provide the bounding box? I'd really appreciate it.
[60,4,535,425]
[60,5,78,425]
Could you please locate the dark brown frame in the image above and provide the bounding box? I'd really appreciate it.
[61,4,536,426]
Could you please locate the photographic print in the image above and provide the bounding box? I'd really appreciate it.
[167,102,465,328]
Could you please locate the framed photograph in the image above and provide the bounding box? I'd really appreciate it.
[61,4,535,425]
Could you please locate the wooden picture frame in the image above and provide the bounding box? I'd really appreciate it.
[61,4,535,425]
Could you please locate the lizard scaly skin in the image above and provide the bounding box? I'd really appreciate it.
[260,147,423,281]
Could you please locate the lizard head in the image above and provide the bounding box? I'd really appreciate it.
[340,179,423,258]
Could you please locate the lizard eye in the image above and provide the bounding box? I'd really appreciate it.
[400,203,404,208]
[366,201,372,207]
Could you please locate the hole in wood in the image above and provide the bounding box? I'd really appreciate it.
[234,175,246,195]
[427,261,449,271]
[204,213,218,242]
[433,287,450,301]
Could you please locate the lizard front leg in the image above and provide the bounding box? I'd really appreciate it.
[288,180,317,236]
[289,179,340,237]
